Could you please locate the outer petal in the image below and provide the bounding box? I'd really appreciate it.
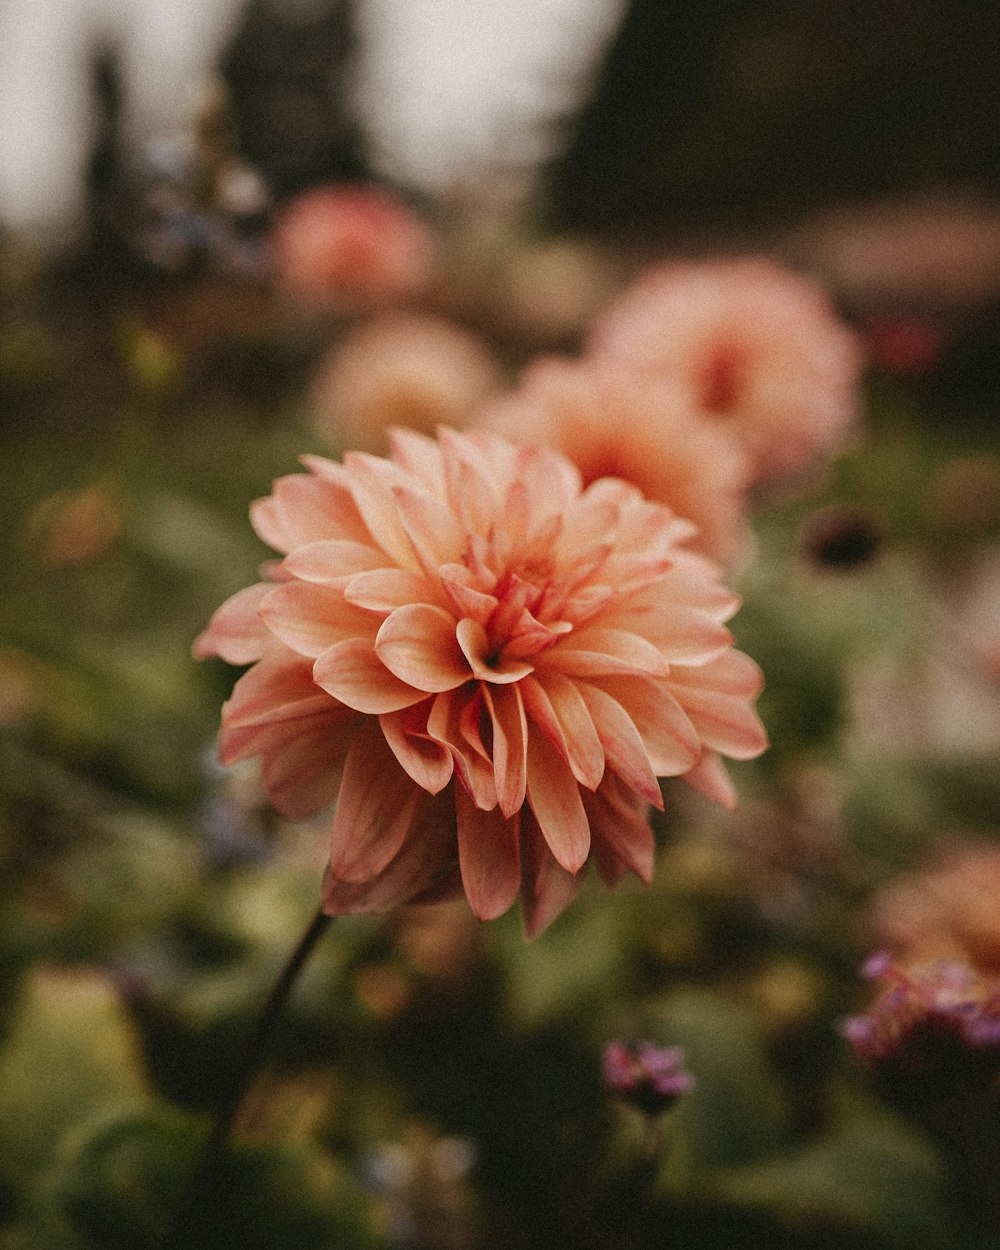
[456,785,521,920]
[682,750,738,808]
[584,777,655,885]
[669,686,769,759]
[576,682,664,808]
[327,721,421,882]
[261,583,376,658]
[314,638,427,713]
[596,675,701,775]
[525,731,590,873]
[281,539,386,584]
[376,604,471,692]
[323,790,459,916]
[519,810,587,939]
[193,583,271,663]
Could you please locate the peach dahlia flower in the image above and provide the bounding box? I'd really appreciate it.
[195,428,767,936]
[588,258,862,482]
[311,312,501,455]
[480,357,751,567]
[271,183,437,311]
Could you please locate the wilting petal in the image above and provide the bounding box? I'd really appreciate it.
[328,721,422,881]
[526,731,590,873]
[456,785,521,920]
[584,777,655,885]
[323,790,458,915]
[376,603,471,692]
[314,638,426,712]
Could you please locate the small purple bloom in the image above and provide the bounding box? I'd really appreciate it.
[602,1041,694,1116]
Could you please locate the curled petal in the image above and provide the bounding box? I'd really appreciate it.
[376,603,471,692]
[456,618,535,683]
[380,705,454,794]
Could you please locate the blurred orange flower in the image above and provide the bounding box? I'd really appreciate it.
[588,258,862,482]
[195,428,767,935]
[270,183,437,310]
[311,312,501,455]
[872,843,1000,974]
[480,356,751,566]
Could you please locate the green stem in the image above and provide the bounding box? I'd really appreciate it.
[170,907,333,1245]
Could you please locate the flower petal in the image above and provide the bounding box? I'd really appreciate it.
[261,583,376,658]
[281,540,386,584]
[520,673,605,790]
[376,604,471,692]
[519,809,586,938]
[682,750,738,808]
[455,618,535,683]
[379,706,454,794]
[596,675,701,775]
[322,790,458,915]
[525,731,590,873]
[576,682,664,808]
[314,638,427,713]
[193,583,271,663]
[483,683,527,817]
[670,686,769,759]
[345,567,436,613]
[456,785,521,920]
[542,626,669,679]
[327,721,421,881]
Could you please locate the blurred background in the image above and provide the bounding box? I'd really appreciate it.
[1,2,1000,1248]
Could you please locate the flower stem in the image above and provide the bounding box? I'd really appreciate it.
[170,906,333,1244]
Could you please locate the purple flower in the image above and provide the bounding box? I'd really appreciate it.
[602,1041,694,1116]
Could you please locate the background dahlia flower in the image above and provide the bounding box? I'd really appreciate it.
[270,183,438,311]
[311,312,502,455]
[587,257,863,482]
[480,356,752,567]
[195,428,767,936]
